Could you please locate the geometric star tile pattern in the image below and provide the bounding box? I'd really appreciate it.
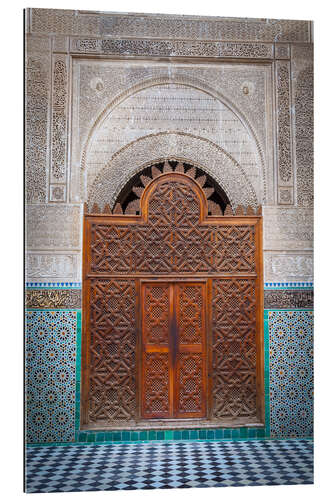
[269,311,313,438]
[25,439,313,493]
[25,311,77,443]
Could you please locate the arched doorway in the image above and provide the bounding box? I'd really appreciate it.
[81,161,264,429]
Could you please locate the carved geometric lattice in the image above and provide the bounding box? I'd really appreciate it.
[143,353,170,417]
[178,285,203,344]
[141,281,206,419]
[88,279,136,423]
[84,172,260,426]
[90,180,255,274]
[144,285,170,345]
[212,279,257,418]
[177,353,203,415]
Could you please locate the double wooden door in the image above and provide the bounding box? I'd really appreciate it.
[141,281,207,419]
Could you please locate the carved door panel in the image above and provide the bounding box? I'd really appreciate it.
[141,283,173,418]
[174,283,206,418]
[141,281,207,419]
[82,170,263,429]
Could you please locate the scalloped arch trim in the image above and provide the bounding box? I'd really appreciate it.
[87,132,259,210]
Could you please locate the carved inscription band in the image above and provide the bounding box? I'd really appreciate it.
[264,290,313,309]
[29,10,311,43]
[70,38,275,59]
[25,289,82,309]
[25,284,313,310]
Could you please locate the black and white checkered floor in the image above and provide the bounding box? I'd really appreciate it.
[25,439,313,493]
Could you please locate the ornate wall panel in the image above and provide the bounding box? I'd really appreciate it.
[264,252,313,283]
[26,205,82,283]
[52,35,70,53]
[212,279,257,418]
[50,54,69,201]
[29,9,100,36]
[26,205,81,250]
[26,253,81,281]
[83,81,262,197]
[291,45,314,207]
[25,10,313,287]
[263,207,313,251]
[86,280,136,424]
[275,60,293,205]
[49,184,67,202]
[275,61,292,185]
[72,60,271,205]
[268,311,313,438]
[25,37,51,203]
[25,310,77,443]
[29,10,311,42]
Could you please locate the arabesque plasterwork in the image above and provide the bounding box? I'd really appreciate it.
[25,9,313,284]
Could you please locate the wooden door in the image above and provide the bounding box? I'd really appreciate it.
[141,281,207,419]
[82,169,264,429]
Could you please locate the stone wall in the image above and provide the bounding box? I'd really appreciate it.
[25,8,313,443]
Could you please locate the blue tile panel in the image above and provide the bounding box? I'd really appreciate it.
[25,439,313,492]
[25,297,313,443]
[268,310,313,438]
[25,310,77,443]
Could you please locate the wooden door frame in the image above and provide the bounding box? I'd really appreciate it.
[81,172,264,430]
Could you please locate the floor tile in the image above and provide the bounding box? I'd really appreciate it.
[25,439,313,493]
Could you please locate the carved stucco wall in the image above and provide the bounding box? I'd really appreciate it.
[25,8,313,285]
[71,62,271,208]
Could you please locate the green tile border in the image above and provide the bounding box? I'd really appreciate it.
[75,310,82,432]
[264,310,270,437]
[69,425,268,444]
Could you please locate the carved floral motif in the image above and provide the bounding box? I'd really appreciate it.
[292,46,313,207]
[25,56,49,202]
[276,61,292,185]
[51,58,67,181]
